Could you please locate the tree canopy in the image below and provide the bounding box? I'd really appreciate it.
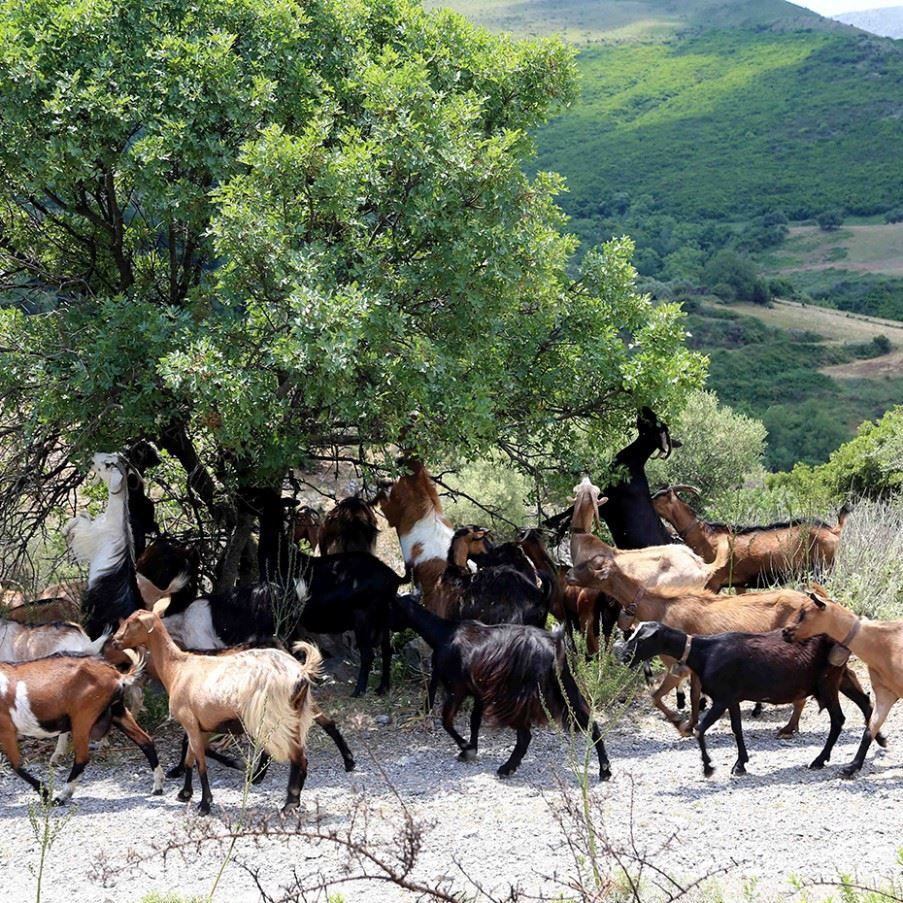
[0,0,706,570]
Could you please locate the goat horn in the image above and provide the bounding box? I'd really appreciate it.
[152,595,172,615]
[670,484,701,496]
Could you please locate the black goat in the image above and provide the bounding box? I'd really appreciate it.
[391,593,611,781]
[622,621,879,777]
[545,408,678,549]
[136,538,200,610]
[444,527,549,628]
[157,553,407,696]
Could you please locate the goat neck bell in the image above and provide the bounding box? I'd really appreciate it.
[827,616,861,666]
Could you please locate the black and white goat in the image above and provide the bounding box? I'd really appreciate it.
[64,453,143,639]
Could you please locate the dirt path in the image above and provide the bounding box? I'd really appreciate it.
[2,682,902,903]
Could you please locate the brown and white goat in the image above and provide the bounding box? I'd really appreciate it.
[111,601,325,815]
[377,459,454,614]
[784,584,901,777]
[651,486,849,591]
[0,652,162,802]
[567,556,876,739]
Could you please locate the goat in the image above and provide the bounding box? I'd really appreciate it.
[64,452,143,638]
[0,618,111,765]
[123,440,161,557]
[651,485,850,591]
[319,497,379,555]
[566,477,717,654]
[136,538,199,610]
[111,602,324,815]
[439,526,548,628]
[516,529,569,627]
[0,651,163,802]
[623,621,865,777]
[391,593,610,781]
[292,505,323,552]
[567,553,878,738]
[546,408,679,549]
[376,458,455,614]
[783,584,900,777]
[2,595,82,626]
[159,643,355,782]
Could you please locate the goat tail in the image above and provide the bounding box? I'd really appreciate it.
[291,641,324,682]
[118,648,148,687]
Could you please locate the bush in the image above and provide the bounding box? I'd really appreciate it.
[884,206,903,224]
[442,455,533,532]
[647,390,767,504]
[817,209,845,231]
[702,250,771,304]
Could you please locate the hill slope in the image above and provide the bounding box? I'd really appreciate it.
[836,6,903,38]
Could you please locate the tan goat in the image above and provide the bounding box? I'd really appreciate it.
[651,485,849,591]
[783,584,901,777]
[567,477,722,651]
[111,600,324,815]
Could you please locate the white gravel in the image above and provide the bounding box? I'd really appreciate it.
[1,679,902,903]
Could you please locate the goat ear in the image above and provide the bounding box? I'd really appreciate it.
[596,495,609,508]
[152,596,172,615]
[806,591,827,609]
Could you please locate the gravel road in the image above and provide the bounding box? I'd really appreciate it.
[1,678,902,903]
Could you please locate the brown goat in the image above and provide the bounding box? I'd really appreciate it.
[0,652,163,802]
[318,497,379,555]
[651,486,849,591]
[566,555,874,738]
[784,584,899,777]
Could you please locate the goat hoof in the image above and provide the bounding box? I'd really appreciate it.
[281,802,300,817]
[457,748,477,762]
[598,765,612,783]
[703,765,715,778]
[152,787,164,796]
[375,685,389,696]
[840,764,860,779]
[51,797,66,807]
[177,789,193,802]
[876,733,888,749]
[166,765,185,779]
[750,703,764,718]
[344,759,356,772]
[777,727,798,740]
[350,688,364,698]
[809,759,826,770]
[676,721,694,738]
[731,763,747,776]
[197,801,211,816]
[497,765,516,778]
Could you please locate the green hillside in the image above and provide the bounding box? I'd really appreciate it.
[538,30,903,241]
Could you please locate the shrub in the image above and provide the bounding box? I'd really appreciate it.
[817,209,845,231]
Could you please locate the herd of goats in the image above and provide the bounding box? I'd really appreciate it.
[1,408,903,816]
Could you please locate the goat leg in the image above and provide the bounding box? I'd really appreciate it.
[695,701,727,777]
[1,729,48,798]
[282,748,308,815]
[55,728,90,804]
[810,697,844,770]
[315,708,356,772]
[440,690,470,756]
[458,700,482,762]
[777,699,806,739]
[351,619,375,697]
[498,727,531,778]
[728,703,749,775]
[840,668,888,748]
[561,670,611,782]
[842,685,896,777]
[112,709,164,795]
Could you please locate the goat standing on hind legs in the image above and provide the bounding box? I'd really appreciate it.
[112,599,324,815]
[784,585,896,777]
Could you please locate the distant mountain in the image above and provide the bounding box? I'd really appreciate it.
[836,7,903,39]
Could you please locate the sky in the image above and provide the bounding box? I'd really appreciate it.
[794,0,902,13]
